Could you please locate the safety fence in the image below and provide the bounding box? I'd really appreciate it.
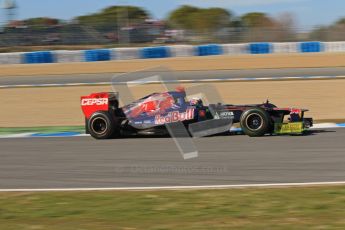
[0,41,345,65]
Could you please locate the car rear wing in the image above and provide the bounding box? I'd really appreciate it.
[81,92,119,119]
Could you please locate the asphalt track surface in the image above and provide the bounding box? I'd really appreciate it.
[1,67,345,85]
[0,128,344,189]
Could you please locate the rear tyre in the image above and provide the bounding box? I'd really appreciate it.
[240,108,272,137]
[88,112,118,139]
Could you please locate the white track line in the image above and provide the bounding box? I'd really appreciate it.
[0,124,343,139]
[1,76,345,89]
[312,123,339,129]
[0,132,36,138]
[1,181,345,192]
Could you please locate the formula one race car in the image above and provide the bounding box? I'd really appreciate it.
[81,89,313,139]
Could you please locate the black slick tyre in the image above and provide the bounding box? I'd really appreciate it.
[88,112,117,139]
[240,107,272,137]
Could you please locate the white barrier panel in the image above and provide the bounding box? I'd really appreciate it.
[55,50,84,63]
[3,41,345,65]
[324,42,345,52]
[0,52,22,64]
[222,43,248,55]
[169,45,194,57]
[111,48,140,60]
[273,42,298,53]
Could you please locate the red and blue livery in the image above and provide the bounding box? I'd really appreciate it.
[81,89,313,139]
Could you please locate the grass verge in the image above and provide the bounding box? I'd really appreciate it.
[0,186,344,229]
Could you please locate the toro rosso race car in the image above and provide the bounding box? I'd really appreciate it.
[81,89,313,139]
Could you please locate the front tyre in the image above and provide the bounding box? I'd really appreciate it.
[88,112,117,139]
[240,108,272,137]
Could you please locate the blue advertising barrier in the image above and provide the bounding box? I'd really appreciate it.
[140,46,171,59]
[23,51,54,64]
[300,42,323,53]
[7,41,345,65]
[85,49,111,62]
[249,43,272,54]
[196,44,223,56]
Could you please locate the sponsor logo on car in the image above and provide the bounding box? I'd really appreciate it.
[214,111,234,119]
[81,98,109,106]
[219,111,234,118]
[155,108,195,125]
[274,122,304,134]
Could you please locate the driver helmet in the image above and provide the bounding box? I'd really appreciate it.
[189,98,202,106]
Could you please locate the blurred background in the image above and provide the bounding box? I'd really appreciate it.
[1,0,345,52]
